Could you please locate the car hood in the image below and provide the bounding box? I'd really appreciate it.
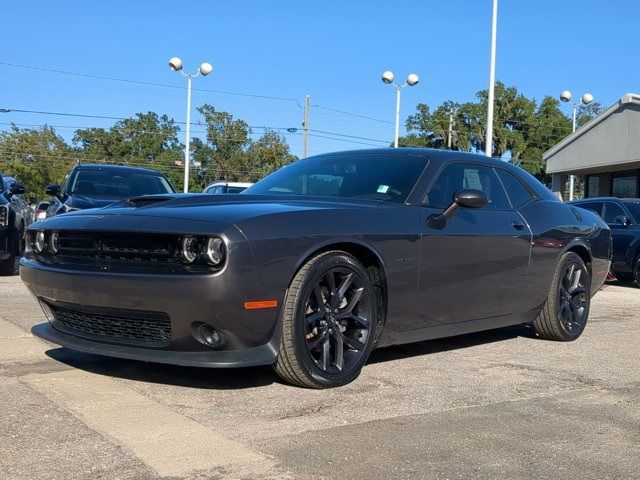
[66,195,121,210]
[30,194,383,232]
[75,194,380,223]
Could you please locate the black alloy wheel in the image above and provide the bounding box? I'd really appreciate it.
[303,267,372,375]
[274,251,378,388]
[557,262,588,334]
[533,252,590,341]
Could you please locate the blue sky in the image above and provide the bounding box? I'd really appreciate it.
[1,0,638,158]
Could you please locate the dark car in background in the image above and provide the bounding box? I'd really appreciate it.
[45,164,176,217]
[1,175,33,274]
[22,149,611,388]
[570,197,640,285]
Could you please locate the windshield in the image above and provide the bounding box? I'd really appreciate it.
[244,153,427,203]
[623,201,640,223]
[68,169,175,198]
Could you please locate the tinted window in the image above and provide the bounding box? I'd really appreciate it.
[612,176,637,198]
[227,186,247,194]
[496,169,535,208]
[427,163,510,210]
[623,201,640,223]
[587,175,600,197]
[603,202,627,224]
[575,201,603,216]
[245,154,427,203]
[68,169,174,198]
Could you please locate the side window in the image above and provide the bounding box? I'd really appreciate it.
[427,163,510,210]
[576,202,604,217]
[603,202,627,224]
[496,169,535,208]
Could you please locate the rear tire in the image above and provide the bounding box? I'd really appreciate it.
[532,252,590,341]
[273,251,378,388]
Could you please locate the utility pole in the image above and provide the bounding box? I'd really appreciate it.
[447,108,454,149]
[485,0,498,157]
[302,95,310,158]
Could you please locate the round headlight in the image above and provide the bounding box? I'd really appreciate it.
[49,232,60,254]
[202,237,225,266]
[34,231,46,253]
[180,236,199,264]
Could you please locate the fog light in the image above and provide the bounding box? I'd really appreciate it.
[180,236,198,264]
[196,324,225,348]
[34,231,46,253]
[202,237,225,266]
[49,232,60,254]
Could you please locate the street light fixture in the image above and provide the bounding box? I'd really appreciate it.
[169,57,213,193]
[381,71,420,148]
[560,89,594,201]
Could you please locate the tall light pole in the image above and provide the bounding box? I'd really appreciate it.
[560,90,594,201]
[381,71,419,148]
[485,0,499,157]
[169,57,213,193]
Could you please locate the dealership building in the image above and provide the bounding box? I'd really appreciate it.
[544,93,640,200]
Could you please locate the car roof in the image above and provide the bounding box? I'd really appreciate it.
[570,197,631,202]
[205,181,253,188]
[71,163,165,175]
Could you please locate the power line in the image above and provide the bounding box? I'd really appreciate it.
[313,105,393,125]
[0,62,300,103]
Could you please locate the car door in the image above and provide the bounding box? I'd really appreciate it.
[603,201,635,266]
[414,162,532,329]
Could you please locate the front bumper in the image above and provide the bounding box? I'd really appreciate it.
[21,256,284,368]
[32,322,278,367]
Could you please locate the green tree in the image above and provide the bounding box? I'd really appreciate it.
[518,96,572,174]
[73,112,184,189]
[197,104,296,183]
[0,125,74,199]
[576,101,604,128]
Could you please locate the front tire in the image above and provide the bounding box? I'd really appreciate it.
[532,252,590,341]
[274,251,377,388]
[0,224,22,276]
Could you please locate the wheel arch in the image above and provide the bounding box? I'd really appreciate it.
[562,241,592,276]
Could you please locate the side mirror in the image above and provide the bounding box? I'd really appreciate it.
[428,189,488,229]
[453,189,489,209]
[614,215,631,227]
[9,182,26,195]
[45,184,62,198]
[5,182,26,198]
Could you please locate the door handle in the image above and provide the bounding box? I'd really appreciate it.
[511,221,525,231]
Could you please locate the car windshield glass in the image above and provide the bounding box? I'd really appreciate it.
[68,170,174,198]
[244,154,427,203]
[623,201,640,223]
[227,186,247,194]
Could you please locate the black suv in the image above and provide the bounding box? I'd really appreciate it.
[570,197,640,284]
[45,164,176,217]
[0,175,33,275]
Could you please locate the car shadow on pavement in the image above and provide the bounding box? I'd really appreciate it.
[44,348,276,390]
[43,324,531,389]
[368,324,530,364]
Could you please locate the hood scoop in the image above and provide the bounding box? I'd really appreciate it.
[126,196,174,208]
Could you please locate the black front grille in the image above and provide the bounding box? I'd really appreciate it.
[46,302,171,347]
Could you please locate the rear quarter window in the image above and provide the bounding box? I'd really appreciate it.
[496,169,536,208]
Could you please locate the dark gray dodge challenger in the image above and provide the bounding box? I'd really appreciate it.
[21,149,611,388]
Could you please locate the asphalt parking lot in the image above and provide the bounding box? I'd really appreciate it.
[1,272,639,480]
